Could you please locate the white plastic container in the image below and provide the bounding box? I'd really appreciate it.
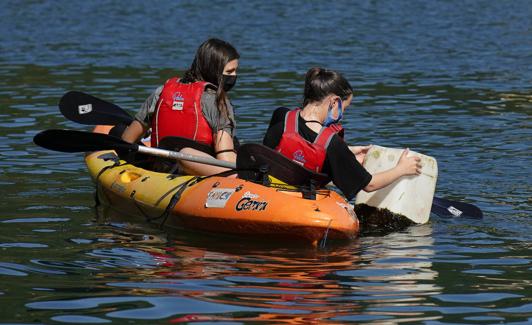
[354,145,438,224]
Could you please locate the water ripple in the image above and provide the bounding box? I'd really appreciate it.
[27,296,306,320]
[433,292,522,303]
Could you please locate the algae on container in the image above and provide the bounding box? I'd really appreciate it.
[355,145,438,224]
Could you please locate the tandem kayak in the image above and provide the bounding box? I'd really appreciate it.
[86,128,359,245]
[31,91,482,247]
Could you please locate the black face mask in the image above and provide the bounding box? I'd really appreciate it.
[222,74,237,92]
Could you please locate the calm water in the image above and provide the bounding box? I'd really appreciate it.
[1,1,531,324]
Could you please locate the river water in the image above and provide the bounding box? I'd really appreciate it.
[1,1,530,324]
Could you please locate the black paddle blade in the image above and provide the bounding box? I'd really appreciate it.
[33,129,137,153]
[59,91,134,125]
[431,196,483,219]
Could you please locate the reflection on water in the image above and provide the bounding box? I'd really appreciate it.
[13,222,527,323]
[1,201,530,323]
[22,224,435,323]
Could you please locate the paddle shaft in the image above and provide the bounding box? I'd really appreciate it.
[138,145,237,169]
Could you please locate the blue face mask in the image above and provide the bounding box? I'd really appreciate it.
[323,99,343,127]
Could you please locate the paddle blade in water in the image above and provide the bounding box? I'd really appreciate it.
[33,129,136,153]
[59,91,134,125]
[431,196,483,219]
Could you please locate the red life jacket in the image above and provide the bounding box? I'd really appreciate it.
[151,77,214,147]
[275,109,338,173]
[329,123,345,139]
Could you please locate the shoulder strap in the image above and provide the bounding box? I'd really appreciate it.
[283,109,298,134]
[314,126,337,150]
[166,76,180,85]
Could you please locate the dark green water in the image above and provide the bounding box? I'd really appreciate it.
[1,1,530,324]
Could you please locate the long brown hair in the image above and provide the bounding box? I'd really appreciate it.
[182,38,240,127]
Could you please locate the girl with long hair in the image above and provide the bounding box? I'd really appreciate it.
[122,38,240,175]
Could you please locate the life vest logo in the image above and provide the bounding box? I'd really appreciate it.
[172,92,184,111]
[78,104,92,114]
[293,150,306,165]
[236,192,268,211]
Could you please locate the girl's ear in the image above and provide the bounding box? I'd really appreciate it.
[327,94,338,106]
[332,95,341,108]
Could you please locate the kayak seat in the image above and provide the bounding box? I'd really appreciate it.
[236,143,330,190]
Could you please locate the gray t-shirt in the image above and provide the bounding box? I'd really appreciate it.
[135,84,235,136]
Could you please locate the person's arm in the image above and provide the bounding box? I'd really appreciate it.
[263,107,289,148]
[323,137,372,200]
[121,85,163,143]
[267,107,290,128]
[177,129,235,175]
[213,129,237,162]
[200,89,237,161]
[121,120,149,143]
[349,145,372,164]
[363,148,421,192]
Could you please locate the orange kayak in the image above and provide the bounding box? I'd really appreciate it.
[87,126,359,245]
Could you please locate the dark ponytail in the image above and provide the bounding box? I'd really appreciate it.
[303,67,352,107]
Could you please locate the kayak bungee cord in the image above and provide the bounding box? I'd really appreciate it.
[319,219,333,249]
[155,169,240,228]
[155,176,201,228]
[92,153,132,216]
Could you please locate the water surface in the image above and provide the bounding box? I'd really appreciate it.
[0,1,530,323]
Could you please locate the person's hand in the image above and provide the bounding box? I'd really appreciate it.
[349,145,372,164]
[396,148,422,176]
